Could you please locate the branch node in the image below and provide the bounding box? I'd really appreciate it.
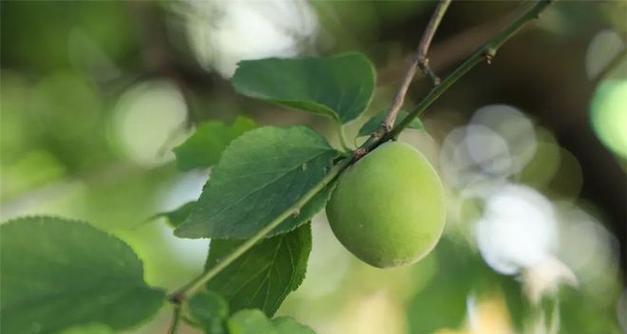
[168,292,184,305]
[484,48,497,64]
[353,147,368,160]
[418,56,441,86]
[376,0,452,135]
[383,122,394,133]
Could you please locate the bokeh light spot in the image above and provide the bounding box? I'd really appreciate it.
[590,80,627,159]
[111,80,188,167]
[585,30,625,79]
[475,184,557,275]
[183,0,318,78]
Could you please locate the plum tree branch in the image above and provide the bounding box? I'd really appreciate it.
[416,0,452,86]
[167,305,182,334]
[382,0,452,132]
[389,0,554,139]
[167,158,352,306]
[355,0,554,159]
[166,1,555,327]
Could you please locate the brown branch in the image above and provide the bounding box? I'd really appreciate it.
[167,305,182,334]
[417,0,453,85]
[428,8,519,72]
[354,0,555,161]
[167,0,557,319]
[390,0,554,139]
[381,0,452,132]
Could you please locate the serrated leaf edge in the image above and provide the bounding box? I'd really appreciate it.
[0,215,167,331]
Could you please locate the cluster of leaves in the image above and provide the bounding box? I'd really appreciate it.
[0,217,315,334]
[2,53,421,333]
[187,292,315,334]
[1,217,165,333]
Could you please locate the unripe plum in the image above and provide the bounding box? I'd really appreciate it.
[326,141,446,268]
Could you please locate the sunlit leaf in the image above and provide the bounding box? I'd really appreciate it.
[232,53,375,124]
[0,216,165,333]
[175,126,337,239]
[174,116,257,171]
[272,317,316,334]
[227,310,275,334]
[226,310,317,334]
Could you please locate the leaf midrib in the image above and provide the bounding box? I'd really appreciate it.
[198,150,333,228]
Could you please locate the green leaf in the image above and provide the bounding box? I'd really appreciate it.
[358,110,423,137]
[188,291,229,334]
[226,310,317,334]
[164,169,331,238]
[205,224,311,316]
[227,310,276,334]
[272,317,316,334]
[0,216,165,334]
[174,116,257,171]
[175,126,337,239]
[58,323,114,334]
[232,53,375,124]
[155,201,197,228]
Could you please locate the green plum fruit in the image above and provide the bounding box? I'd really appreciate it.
[326,141,446,268]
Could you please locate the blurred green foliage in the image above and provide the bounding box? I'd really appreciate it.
[1,1,136,72]
[1,1,625,333]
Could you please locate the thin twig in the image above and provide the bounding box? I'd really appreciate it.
[389,0,554,139]
[167,305,182,334]
[355,0,554,161]
[417,0,453,85]
[382,0,452,132]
